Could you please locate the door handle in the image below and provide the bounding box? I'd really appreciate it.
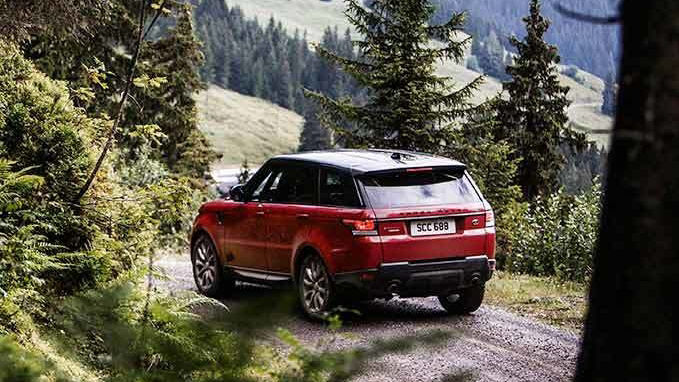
[256,211,265,216]
[296,213,310,219]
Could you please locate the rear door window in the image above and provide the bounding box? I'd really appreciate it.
[320,168,361,207]
[359,169,480,209]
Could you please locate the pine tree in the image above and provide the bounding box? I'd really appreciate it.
[24,1,215,182]
[601,71,617,116]
[275,55,294,109]
[142,4,215,179]
[298,106,332,152]
[251,58,266,98]
[478,30,508,80]
[307,0,482,152]
[495,0,584,200]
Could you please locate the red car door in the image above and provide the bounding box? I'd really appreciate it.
[263,163,318,274]
[225,167,277,271]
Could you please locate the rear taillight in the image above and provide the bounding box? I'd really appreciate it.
[342,219,377,236]
[485,210,495,227]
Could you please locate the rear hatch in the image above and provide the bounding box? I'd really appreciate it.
[358,166,489,263]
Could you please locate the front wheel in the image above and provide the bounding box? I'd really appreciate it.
[191,235,233,297]
[298,255,336,319]
[438,284,485,314]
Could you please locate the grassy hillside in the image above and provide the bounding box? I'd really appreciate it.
[195,85,304,168]
[223,0,612,146]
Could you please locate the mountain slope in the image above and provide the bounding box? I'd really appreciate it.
[196,85,304,167]
[431,0,621,79]
[218,0,612,145]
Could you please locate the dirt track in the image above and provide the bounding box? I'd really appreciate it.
[158,254,580,382]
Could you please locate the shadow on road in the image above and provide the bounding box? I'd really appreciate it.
[220,281,470,328]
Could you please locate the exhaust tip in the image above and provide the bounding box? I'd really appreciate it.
[471,273,482,285]
[387,280,401,295]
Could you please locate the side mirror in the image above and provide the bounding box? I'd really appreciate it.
[229,184,245,202]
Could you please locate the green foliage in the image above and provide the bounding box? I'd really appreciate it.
[24,1,215,183]
[494,0,585,200]
[194,2,358,151]
[558,142,607,195]
[0,0,109,43]
[308,0,482,152]
[299,106,332,152]
[59,281,247,381]
[503,183,602,282]
[134,5,217,180]
[0,336,66,382]
[444,106,523,269]
[471,30,511,81]
[0,42,205,333]
[0,42,106,299]
[445,104,522,217]
[46,280,470,382]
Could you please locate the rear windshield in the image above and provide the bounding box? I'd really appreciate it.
[359,170,480,209]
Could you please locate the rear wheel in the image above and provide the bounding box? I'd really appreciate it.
[298,255,335,319]
[438,284,485,314]
[191,235,233,297]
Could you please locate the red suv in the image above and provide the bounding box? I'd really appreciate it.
[191,150,496,317]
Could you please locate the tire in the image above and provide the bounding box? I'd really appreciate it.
[191,234,234,297]
[298,254,336,319]
[438,284,485,314]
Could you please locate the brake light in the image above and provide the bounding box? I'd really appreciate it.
[406,167,433,173]
[485,209,495,227]
[342,219,377,235]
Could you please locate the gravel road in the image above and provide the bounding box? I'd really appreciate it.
[158,254,580,382]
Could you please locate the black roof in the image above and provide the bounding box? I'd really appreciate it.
[272,149,466,174]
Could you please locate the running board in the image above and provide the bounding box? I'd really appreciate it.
[228,266,292,285]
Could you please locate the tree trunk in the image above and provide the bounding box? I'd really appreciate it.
[575,1,679,381]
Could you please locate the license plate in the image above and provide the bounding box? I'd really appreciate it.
[410,219,456,237]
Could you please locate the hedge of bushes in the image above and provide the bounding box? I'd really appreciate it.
[498,184,602,283]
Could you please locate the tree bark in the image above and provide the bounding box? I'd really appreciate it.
[575,1,679,381]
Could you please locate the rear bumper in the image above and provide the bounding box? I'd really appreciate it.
[334,255,492,299]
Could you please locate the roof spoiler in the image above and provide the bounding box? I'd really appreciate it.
[360,164,467,177]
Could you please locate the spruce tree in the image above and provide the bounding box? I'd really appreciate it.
[479,30,508,81]
[275,55,294,109]
[307,0,482,152]
[143,5,215,179]
[495,0,584,200]
[299,106,332,152]
[601,71,617,116]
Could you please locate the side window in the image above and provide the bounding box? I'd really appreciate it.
[269,165,318,205]
[247,167,273,201]
[320,168,361,207]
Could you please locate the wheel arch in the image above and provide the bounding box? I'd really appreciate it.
[292,243,332,284]
[190,227,217,259]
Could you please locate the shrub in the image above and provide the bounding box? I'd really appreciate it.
[0,42,109,295]
[0,42,204,333]
[504,183,602,282]
[0,336,54,382]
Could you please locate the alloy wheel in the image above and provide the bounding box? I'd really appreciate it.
[194,238,218,292]
[301,257,331,314]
